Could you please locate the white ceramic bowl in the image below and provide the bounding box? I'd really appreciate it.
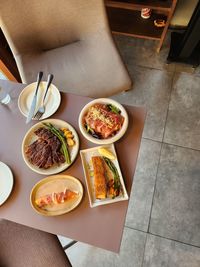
[78,98,128,144]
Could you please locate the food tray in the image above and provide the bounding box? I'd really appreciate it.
[80,144,128,208]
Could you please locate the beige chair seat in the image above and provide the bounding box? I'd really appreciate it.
[0,219,72,267]
[17,32,130,97]
[0,0,132,98]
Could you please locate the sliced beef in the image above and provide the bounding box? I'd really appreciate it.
[57,152,65,163]
[49,136,60,150]
[36,145,52,168]
[34,127,54,140]
[44,153,53,169]
[25,127,66,169]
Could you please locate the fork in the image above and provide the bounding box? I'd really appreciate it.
[34,74,54,120]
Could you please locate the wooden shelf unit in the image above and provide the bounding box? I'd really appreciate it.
[105,0,177,52]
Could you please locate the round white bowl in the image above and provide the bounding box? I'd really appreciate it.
[78,98,129,144]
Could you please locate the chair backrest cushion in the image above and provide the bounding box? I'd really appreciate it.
[0,0,108,54]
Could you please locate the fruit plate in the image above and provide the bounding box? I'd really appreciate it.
[30,175,83,216]
[80,144,128,208]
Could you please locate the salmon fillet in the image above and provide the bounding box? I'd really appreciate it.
[84,104,124,139]
[92,156,107,199]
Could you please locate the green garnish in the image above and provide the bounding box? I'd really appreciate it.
[103,157,122,194]
[107,104,121,114]
[43,123,71,164]
[85,124,94,134]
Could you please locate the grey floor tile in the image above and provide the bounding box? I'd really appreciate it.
[66,228,146,267]
[149,144,200,247]
[125,138,161,232]
[164,73,200,150]
[112,66,173,141]
[194,65,200,76]
[143,234,200,267]
[114,34,171,71]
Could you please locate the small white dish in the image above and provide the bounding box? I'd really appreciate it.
[0,162,14,205]
[18,81,61,120]
[22,119,79,175]
[78,98,128,145]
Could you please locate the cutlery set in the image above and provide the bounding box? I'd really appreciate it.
[26,72,54,123]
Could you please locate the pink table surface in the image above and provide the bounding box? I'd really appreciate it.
[0,79,146,253]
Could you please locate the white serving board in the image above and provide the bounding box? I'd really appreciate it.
[80,144,128,208]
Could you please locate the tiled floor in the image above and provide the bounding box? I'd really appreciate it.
[59,34,200,266]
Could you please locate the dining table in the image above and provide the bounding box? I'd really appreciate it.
[0,78,146,253]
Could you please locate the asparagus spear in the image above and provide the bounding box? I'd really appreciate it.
[107,104,121,114]
[103,157,122,193]
[43,123,71,164]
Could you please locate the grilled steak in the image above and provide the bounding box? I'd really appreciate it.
[25,127,65,169]
[35,127,54,139]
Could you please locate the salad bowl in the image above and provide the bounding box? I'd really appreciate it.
[78,98,128,144]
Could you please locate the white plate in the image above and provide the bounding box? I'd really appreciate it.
[80,144,129,208]
[18,81,61,120]
[22,119,79,175]
[78,98,129,145]
[30,175,83,216]
[0,162,14,205]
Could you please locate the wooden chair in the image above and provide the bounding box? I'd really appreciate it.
[0,29,21,81]
[0,0,132,97]
[0,219,72,267]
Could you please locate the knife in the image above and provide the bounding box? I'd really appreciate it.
[26,71,43,124]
